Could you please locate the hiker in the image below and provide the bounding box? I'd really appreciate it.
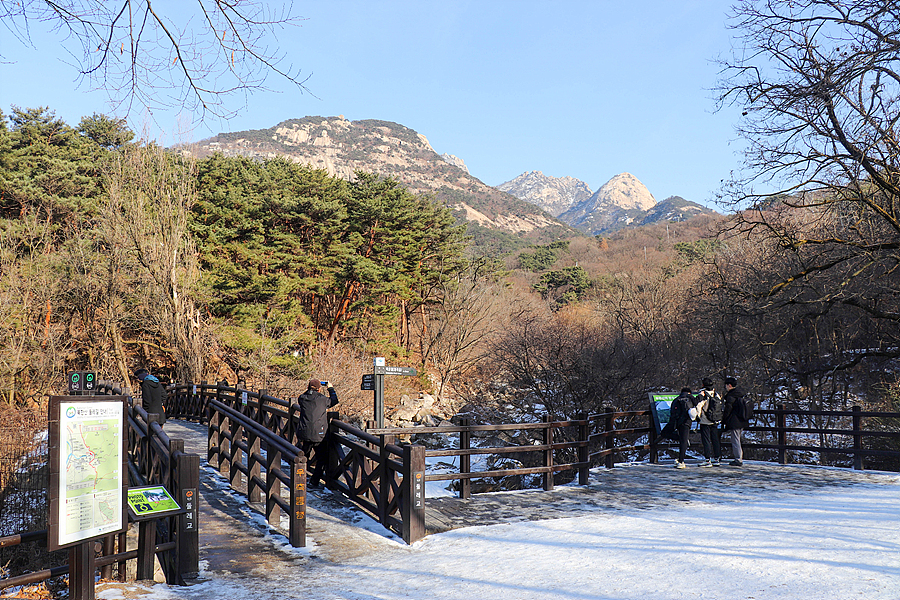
[670,387,695,469]
[297,378,339,488]
[722,376,750,466]
[134,368,166,426]
[695,377,722,467]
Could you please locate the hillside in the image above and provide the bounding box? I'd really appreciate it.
[190,117,577,250]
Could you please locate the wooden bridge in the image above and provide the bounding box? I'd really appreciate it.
[2,381,899,598]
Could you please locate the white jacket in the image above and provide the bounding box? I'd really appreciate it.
[695,389,721,425]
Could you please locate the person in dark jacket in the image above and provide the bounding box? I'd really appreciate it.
[670,387,695,469]
[722,376,750,466]
[695,378,722,467]
[297,378,339,487]
[134,368,166,426]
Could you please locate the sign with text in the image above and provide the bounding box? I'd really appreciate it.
[373,365,417,376]
[361,374,375,391]
[181,488,198,532]
[48,396,127,550]
[127,485,181,520]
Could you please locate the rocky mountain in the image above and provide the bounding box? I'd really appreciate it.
[559,172,657,234]
[501,171,717,235]
[497,171,592,217]
[190,116,574,250]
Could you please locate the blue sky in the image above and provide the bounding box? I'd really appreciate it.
[1,1,742,208]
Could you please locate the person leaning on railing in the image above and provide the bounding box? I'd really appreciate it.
[297,379,339,488]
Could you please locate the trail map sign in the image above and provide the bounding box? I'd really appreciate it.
[48,396,127,551]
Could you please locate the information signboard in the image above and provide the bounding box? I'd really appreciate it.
[48,396,127,551]
[648,392,678,436]
[648,392,701,434]
[127,485,182,520]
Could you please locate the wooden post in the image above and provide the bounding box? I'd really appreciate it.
[208,406,220,470]
[604,411,615,469]
[402,444,426,544]
[543,415,554,491]
[378,434,396,525]
[777,404,787,465]
[852,406,863,470]
[248,429,262,503]
[229,419,243,489]
[648,410,659,464]
[136,520,157,581]
[218,406,231,477]
[69,541,96,600]
[460,417,471,500]
[175,452,200,581]
[117,531,127,582]
[100,535,114,580]
[578,413,589,485]
[289,454,307,547]
[267,447,283,523]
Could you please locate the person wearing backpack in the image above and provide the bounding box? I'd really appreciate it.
[670,388,695,469]
[695,377,722,467]
[722,376,750,466]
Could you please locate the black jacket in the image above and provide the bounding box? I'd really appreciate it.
[297,387,339,443]
[141,378,166,425]
[670,391,695,428]
[722,386,750,431]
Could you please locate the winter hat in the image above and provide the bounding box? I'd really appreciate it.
[134,368,150,381]
[308,379,322,391]
[702,377,714,390]
[724,376,737,387]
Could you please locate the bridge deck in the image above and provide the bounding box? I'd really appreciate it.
[162,420,896,565]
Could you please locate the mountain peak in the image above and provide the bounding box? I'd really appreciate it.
[594,172,656,211]
[498,171,592,217]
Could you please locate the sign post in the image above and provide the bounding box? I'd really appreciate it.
[367,357,417,428]
[48,395,128,600]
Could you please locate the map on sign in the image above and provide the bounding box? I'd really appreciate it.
[57,400,125,546]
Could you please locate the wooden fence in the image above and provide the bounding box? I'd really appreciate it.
[591,405,900,470]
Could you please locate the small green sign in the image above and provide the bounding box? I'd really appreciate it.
[127,485,181,519]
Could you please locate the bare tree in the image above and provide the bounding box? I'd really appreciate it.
[417,270,506,399]
[717,0,900,364]
[103,144,205,382]
[1,1,310,120]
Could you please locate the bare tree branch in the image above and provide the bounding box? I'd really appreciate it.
[0,0,311,121]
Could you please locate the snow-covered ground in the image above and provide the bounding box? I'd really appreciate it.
[94,464,900,600]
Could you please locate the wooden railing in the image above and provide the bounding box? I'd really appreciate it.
[744,405,900,469]
[0,381,201,595]
[591,405,900,470]
[205,394,307,547]
[369,415,594,499]
[325,420,426,542]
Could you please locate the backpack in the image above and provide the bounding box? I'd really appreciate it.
[705,391,723,423]
[741,397,755,421]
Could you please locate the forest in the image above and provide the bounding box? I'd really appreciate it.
[1,101,899,430]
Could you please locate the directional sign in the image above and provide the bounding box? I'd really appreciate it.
[373,366,417,376]
[361,374,375,391]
